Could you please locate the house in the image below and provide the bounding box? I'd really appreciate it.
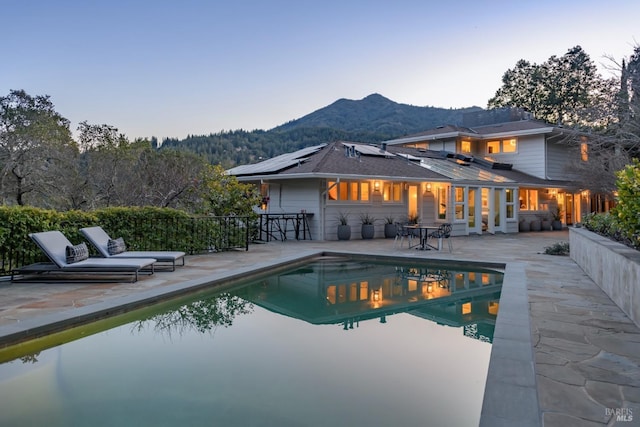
[228,108,593,240]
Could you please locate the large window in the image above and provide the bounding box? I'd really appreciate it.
[435,185,448,220]
[486,138,517,154]
[327,180,371,202]
[519,189,538,210]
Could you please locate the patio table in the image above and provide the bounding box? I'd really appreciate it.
[404,224,440,250]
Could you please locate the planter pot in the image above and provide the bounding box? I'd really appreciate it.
[384,223,396,238]
[337,225,351,240]
[361,224,375,239]
[530,220,541,232]
[541,220,552,231]
[552,220,563,230]
[518,221,530,232]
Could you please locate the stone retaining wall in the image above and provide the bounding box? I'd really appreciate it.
[570,227,640,327]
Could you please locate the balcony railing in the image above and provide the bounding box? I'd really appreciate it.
[0,215,250,278]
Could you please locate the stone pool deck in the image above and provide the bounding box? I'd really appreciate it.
[0,231,639,426]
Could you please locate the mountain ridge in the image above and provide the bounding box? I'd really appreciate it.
[160,94,483,167]
[272,93,482,135]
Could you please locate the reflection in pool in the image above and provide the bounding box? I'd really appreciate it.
[0,257,502,427]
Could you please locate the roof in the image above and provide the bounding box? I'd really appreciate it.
[228,141,565,187]
[384,119,561,145]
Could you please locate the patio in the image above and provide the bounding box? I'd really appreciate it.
[0,231,638,426]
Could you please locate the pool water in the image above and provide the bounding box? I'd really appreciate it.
[0,258,502,427]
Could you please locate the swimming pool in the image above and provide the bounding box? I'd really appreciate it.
[0,257,503,426]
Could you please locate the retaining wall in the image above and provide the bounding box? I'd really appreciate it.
[570,227,640,328]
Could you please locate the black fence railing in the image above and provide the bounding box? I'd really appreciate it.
[1,215,250,278]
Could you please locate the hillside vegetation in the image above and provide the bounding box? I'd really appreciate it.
[160,94,481,167]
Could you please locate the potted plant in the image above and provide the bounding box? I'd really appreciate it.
[406,212,420,237]
[407,212,420,225]
[530,218,541,231]
[551,207,563,230]
[541,214,552,231]
[518,218,530,232]
[360,213,376,239]
[336,212,351,240]
[383,216,396,238]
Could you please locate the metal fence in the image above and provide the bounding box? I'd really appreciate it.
[0,215,250,278]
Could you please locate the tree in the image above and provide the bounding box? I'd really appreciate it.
[188,164,261,216]
[563,45,640,194]
[488,46,614,127]
[0,90,75,205]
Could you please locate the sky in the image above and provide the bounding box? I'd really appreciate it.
[3,0,639,141]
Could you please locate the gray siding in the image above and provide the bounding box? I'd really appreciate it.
[266,179,322,240]
[484,134,546,179]
[546,140,577,180]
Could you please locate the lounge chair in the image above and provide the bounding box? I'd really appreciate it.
[80,226,186,271]
[12,231,157,283]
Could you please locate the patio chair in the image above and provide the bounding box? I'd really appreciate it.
[11,231,157,283]
[393,222,414,249]
[428,223,453,252]
[80,226,186,271]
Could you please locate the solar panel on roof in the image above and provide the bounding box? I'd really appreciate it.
[343,143,394,157]
[227,144,326,176]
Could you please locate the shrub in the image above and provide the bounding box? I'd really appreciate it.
[543,241,570,255]
[611,159,640,249]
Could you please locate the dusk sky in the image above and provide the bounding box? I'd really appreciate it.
[3,0,638,140]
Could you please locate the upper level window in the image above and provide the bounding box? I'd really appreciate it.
[460,140,471,153]
[486,138,517,154]
[580,140,588,161]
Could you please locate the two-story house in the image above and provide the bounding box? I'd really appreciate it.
[228,108,592,240]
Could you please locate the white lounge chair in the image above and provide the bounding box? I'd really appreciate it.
[80,226,186,271]
[12,231,157,283]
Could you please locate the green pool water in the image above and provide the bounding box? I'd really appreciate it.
[0,258,502,427]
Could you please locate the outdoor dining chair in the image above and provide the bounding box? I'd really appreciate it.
[428,223,453,252]
[393,222,414,249]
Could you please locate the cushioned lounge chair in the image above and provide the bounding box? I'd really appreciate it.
[11,231,157,283]
[80,226,186,271]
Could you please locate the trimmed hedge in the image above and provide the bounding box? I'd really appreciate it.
[0,206,250,275]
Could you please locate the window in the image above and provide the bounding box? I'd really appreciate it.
[581,140,588,161]
[327,180,372,202]
[486,138,517,154]
[487,140,500,154]
[436,185,448,220]
[460,140,471,153]
[519,189,538,210]
[505,188,515,219]
[503,138,517,153]
[454,187,465,220]
[382,182,402,202]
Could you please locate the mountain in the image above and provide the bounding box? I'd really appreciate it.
[160,94,482,167]
[273,93,482,135]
